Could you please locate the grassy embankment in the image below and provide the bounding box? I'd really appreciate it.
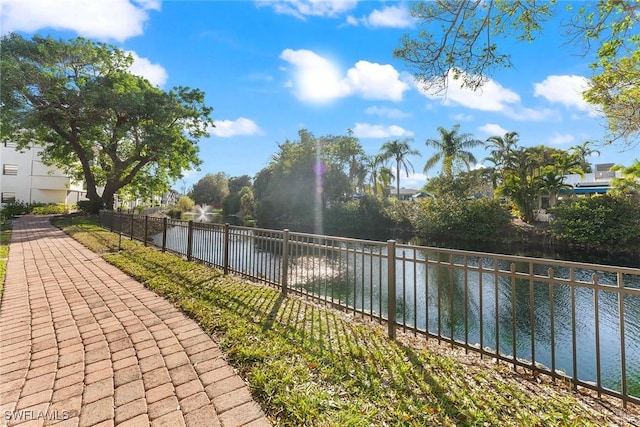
[53,215,637,426]
[0,222,11,299]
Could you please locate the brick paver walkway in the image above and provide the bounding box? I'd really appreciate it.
[0,216,271,427]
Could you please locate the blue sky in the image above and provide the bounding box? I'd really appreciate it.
[2,0,637,191]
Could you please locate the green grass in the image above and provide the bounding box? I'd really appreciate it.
[0,222,11,299]
[53,215,634,426]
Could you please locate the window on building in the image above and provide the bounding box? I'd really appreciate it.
[1,193,16,203]
[2,164,18,176]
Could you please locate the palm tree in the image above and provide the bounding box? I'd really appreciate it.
[364,154,386,196]
[483,153,502,190]
[378,167,395,198]
[569,140,600,173]
[424,125,482,177]
[380,138,420,198]
[540,170,572,207]
[485,131,519,168]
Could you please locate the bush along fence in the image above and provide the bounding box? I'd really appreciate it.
[99,210,640,407]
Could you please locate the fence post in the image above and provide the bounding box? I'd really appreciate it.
[143,215,149,246]
[223,223,230,274]
[129,213,134,240]
[119,212,125,235]
[162,217,167,252]
[187,220,194,261]
[387,240,397,340]
[281,229,289,296]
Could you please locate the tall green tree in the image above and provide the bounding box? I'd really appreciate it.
[611,160,640,198]
[498,147,544,223]
[569,141,600,173]
[320,130,365,192]
[364,154,394,197]
[254,129,352,229]
[222,175,252,215]
[0,34,213,211]
[380,138,420,198]
[189,172,229,206]
[497,145,581,221]
[485,131,519,168]
[424,125,482,178]
[395,1,640,147]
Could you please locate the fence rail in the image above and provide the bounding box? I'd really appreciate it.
[99,210,640,407]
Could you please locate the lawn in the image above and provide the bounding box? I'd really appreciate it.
[53,215,638,426]
[0,222,11,299]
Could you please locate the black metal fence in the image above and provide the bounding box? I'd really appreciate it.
[99,210,640,407]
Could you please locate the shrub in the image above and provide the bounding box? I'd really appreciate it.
[30,203,69,215]
[324,196,391,237]
[412,196,512,241]
[550,194,640,247]
[0,201,29,220]
[383,199,415,231]
[175,195,195,212]
[165,209,183,219]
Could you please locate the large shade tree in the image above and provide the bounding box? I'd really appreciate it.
[395,1,639,147]
[253,129,355,230]
[189,172,229,206]
[1,34,213,211]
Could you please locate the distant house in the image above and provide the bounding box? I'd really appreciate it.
[534,163,623,221]
[390,187,419,201]
[114,189,180,212]
[0,142,86,206]
[563,163,620,195]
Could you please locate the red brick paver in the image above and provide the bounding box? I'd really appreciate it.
[0,216,271,427]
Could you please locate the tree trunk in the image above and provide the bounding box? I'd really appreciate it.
[101,184,117,211]
[396,160,401,198]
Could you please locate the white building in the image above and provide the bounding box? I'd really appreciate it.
[562,163,622,195]
[0,142,86,206]
[534,163,623,221]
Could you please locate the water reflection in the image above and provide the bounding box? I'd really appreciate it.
[153,225,640,398]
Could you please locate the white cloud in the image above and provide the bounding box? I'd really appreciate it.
[534,75,594,114]
[504,106,556,121]
[402,172,428,188]
[417,70,520,112]
[365,106,411,119]
[347,5,415,28]
[345,61,409,101]
[478,123,508,136]
[255,0,358,19]
[352,123,413,138]
[451,113,473,121]
[390,168,427,188]
[0,0,160,41]
[210,118,264,138]
[126,51,168,87]
[280,49,409,103]
[548,132,575,145]
[416,70,555,121]
[280,49,347,102]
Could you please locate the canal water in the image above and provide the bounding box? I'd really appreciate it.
[153,225,640,399]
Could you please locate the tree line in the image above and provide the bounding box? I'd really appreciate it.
[1,0,638,250]
[175,127,639,250]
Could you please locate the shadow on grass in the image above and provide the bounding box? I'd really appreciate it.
[64,218,620,426]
